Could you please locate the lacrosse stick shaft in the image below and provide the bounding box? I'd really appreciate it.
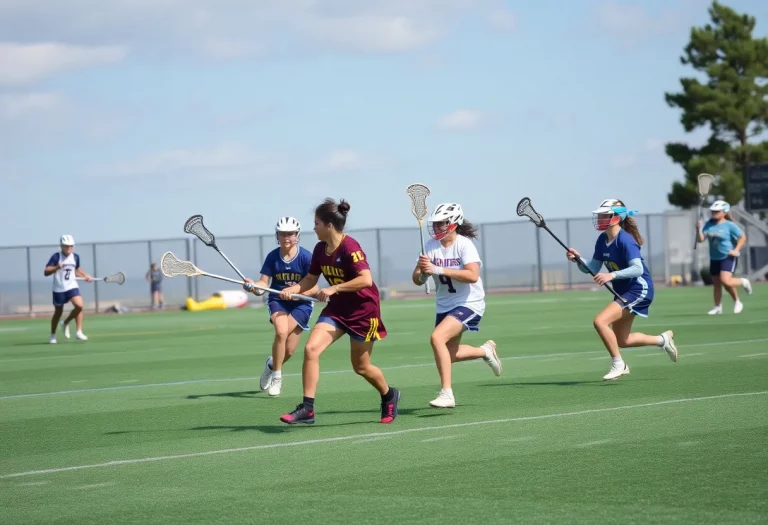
[693,198,704,251]
[540,225,627,303]
[214,248,247,281]
[417,224,431,294]
[201,271,319,303]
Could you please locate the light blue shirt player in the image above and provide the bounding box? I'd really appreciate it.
[579,229,654,317]
[702,220,743,261]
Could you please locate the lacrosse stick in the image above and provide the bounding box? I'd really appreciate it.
[516,197,627,304]
[77,272,125,285]
[184,214,248,281]
[405,183,431,294]
[160,251,319,303]
[693,173,715,250]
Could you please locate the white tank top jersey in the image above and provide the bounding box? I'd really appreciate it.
[47,252,80,293]
[424,235,486,316]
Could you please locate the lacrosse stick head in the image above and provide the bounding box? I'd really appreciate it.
[104,272,125,285]
[697,173,715,198]
[161,251,200,278]
[516,197,545,227]
[184,215,216,247]
[405,183,431,221]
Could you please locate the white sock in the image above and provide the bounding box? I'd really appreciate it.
[442,388,454,396]
[266,356,273,370]
[741,278,748,287]
[272,370,282,379]
[612,357,625,368]
[656,335,665,347]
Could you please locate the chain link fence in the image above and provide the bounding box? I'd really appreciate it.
[2,210,763,316]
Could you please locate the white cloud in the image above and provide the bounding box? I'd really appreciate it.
[0,43,128,86]
[0,92,62,119]
[107,145,254,177]
[612,155,637,168]
[0,1,506,59]
[317,149,363,173]
[437,109,483,131]
[594,2,690,48]
[644,139,665,153]
[301,16,441,52]
[488,9,516,32]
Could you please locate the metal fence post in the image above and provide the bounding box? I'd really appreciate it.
[192,240,199,301]
[376,228,383,287]
[147,240,153,306]
[92,244,99,313]
[26,246,33,316]
[185,238,193,299]
[662,213,670,285]
[565,219,572,289]
[645,215,652,277]
[535,227,543,292]
[479,224,488,287]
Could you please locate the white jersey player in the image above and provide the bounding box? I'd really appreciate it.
[44,235,93,344]
[411,203,502,408]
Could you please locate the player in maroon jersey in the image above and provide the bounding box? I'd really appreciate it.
[278,198,400,425]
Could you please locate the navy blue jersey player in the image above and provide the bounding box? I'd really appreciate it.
[566,199,678,380]
[243,217,313,396]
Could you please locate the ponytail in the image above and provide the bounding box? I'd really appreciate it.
[621,217,644,246]
[456,220,478,240]
[724,212,733,221]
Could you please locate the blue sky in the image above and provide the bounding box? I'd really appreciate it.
[1,0,766,247]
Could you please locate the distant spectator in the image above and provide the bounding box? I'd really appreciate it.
[146,263,164,310]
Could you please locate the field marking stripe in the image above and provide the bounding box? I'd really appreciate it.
[2,337,767,401]
[1,391,765,479]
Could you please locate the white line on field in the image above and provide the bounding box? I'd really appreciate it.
[74,482,115,490]
[421,435,460,443]
[1,338,766,401]
[0,327,28,333]
[739,353,768,358]
[1,391,764,479]
[575,439,612,448]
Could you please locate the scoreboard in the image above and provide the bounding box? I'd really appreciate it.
[745,162,768,212]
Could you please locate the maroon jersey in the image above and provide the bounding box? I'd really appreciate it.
[309,235,387,341]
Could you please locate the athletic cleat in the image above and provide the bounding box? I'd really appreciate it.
[268,377,282,397]
[280,404,315,424]
[482,340,502,376]
[603,363,630,381]
[742,278,753,295]
[61,321,70,339]
[48,335,57,344]
[429,389,456,408]
[734,301,744,314]
[380,388,400,424]
[75,331,88,341]
[707,305,722,315]
[661,330,678,362]
[259,358,273,391]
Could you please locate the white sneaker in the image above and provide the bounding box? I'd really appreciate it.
[734,301,744,314]
[661,330,678,362]
[708,305,722,315]
[61,321,70,339]
[76,331,88,341]
[481,340,502,377]
[603,362,630,381]
[429,389,456,408]
[742,278,753,295]
[268,377,282,397]
[49,335,57,344]
[259,359,273,391]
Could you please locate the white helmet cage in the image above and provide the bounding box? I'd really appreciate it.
[428,203,464,239]
[709,200,730,213]
[275,216,301,244]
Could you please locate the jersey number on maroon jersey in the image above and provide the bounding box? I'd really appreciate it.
[439,275,456,293]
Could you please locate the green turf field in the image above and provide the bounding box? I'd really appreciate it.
[1,286,767,524]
